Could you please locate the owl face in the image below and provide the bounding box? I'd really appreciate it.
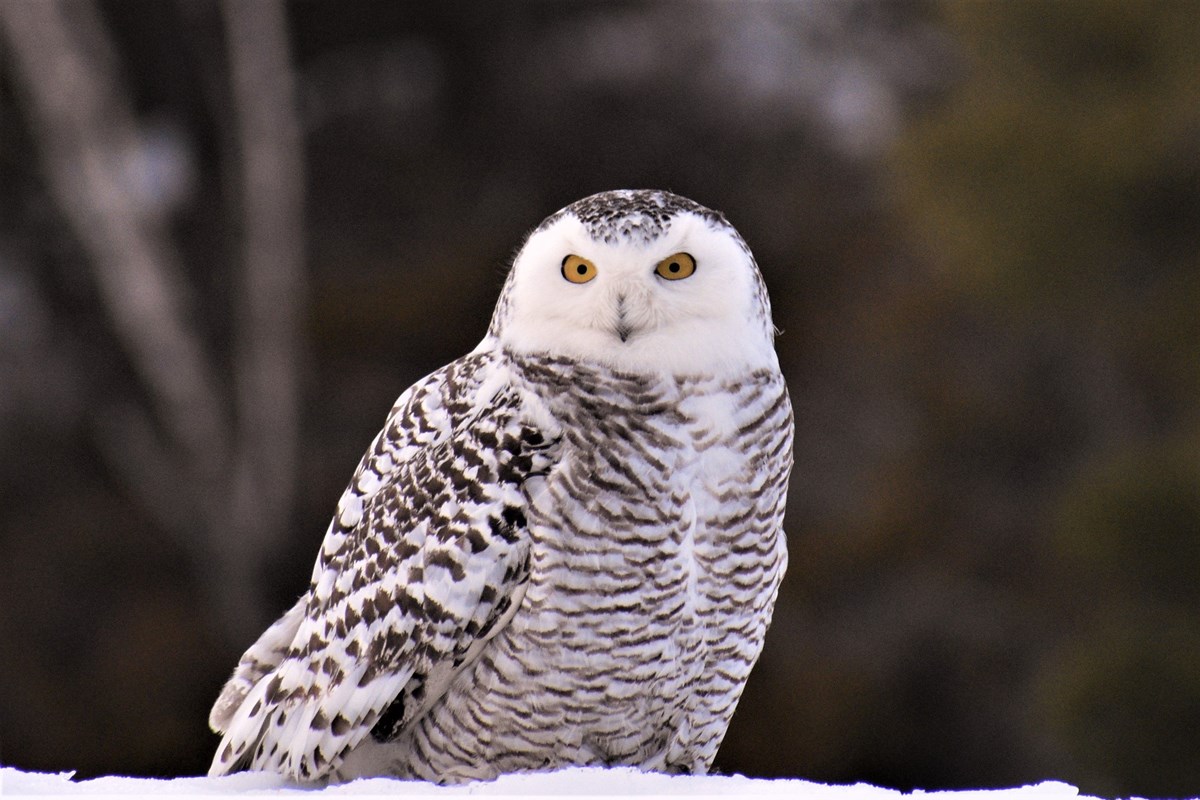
[492,191,779,375]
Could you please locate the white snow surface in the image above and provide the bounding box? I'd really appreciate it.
[0,766,1099,800]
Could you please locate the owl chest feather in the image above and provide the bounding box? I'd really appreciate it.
[418,361,779,771]
[517,357,740,627]
[347,355,790,783]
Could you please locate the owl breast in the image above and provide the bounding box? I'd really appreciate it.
[340,353,791,784]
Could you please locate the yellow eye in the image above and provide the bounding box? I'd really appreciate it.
[561,254,597,284]
[654,252,696,281]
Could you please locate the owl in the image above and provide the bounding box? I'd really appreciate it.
[207,189,792,785]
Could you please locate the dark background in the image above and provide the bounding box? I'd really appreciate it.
[2,2,1199,797]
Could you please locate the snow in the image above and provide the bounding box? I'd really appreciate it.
[0,766,1098,800]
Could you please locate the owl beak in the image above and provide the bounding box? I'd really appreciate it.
[614,294,633,343]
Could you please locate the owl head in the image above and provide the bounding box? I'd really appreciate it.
[486,190,779,375]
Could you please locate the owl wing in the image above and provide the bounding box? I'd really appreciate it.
[207,352,491,736]
[208,351,556,781]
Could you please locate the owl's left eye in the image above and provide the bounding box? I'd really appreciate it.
[654,252,696,281]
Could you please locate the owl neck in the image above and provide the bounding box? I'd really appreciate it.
[476,315,780,378]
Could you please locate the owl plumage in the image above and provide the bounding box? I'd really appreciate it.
[208,190,792,784]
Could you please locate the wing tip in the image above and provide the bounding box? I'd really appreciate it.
[208,679,249,735]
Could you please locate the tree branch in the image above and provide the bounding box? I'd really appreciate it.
[0,0,230,481]
[220,0,307,554]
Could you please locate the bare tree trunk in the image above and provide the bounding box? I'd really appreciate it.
[219,0,307,611]
[0,0,230,494]
[0,0,307,645]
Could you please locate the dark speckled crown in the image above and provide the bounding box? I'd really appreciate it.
[538,189,729,246]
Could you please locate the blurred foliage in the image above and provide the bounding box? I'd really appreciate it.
[1042,446,1200,796]
[894,0,1200,307]
[2,1,1199,797]
[883,1,1200,795]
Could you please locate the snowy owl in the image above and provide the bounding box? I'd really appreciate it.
[207,189,793,784]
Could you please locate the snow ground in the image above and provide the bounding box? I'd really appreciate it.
[0,766,1100,800]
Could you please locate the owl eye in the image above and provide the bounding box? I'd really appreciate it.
[654,252,696,281]
[561,254,597,284]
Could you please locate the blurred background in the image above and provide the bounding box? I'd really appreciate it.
[2,1,1199,796]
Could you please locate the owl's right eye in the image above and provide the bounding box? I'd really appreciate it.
[561,255,597,284]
